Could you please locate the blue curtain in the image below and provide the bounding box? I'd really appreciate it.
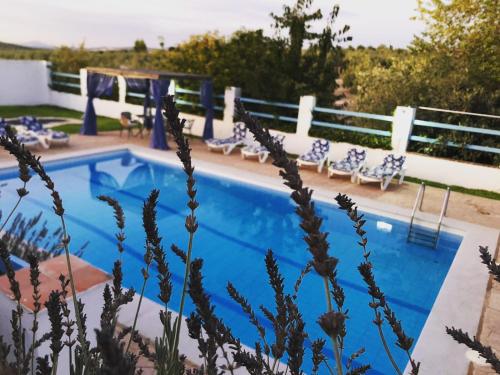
[126,78,152,130]
[200,79,214,139]
[150,79,170,150]
[81,73,115,135]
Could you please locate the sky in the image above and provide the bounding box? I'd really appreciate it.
[0,0,425,49]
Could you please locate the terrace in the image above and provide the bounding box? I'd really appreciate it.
[0,58,499,374]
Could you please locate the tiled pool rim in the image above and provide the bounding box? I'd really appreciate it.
[0,144,497,374]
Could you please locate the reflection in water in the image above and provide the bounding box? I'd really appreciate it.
[120,152,134,167]
[88,153,172,200]
[122,164,153,190]
[88,162,120,198]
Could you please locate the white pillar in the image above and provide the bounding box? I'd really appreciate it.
[223,86,241,125]
[391,106,416,154]
[168,79,176,96]
[45,61,52,87]
[79,68,88,97]
[296,95,316,137]
[117,76,127,103]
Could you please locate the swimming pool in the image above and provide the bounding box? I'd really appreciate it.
[0,149,462,373]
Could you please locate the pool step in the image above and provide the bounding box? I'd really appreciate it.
[407,226,438,247]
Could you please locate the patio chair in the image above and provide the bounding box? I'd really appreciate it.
[205,122,247,155]
[355,154,407,191]
[328,148,367,182]
[296,139,330,173]
[241,134,285,163]
[120,112,142,138]
[18,116,69,147]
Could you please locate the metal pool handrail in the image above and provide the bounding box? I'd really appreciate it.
[408,182,426,238]
[434,187,451,248]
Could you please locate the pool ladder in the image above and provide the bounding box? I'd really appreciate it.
[407,182,451,248]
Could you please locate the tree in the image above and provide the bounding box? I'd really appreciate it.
[345,0,499,163]
[51,43,89,72]
[158,36,165,49]
[414,0,500,114]
[133,39,147,53]
[271,0,351,104]
[271,0,322,85]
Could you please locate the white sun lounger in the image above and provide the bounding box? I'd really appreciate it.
[296,139,330,173]
[18,116,70,148]
[0,121,39,148]
[328,148,367,182]
[205,122,247,155]
[241,134,285,163]
[355,154,407,191]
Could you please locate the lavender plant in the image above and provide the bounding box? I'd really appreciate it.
[234,99,385,374]
[0,128,89,367]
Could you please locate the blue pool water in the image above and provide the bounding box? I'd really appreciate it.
[0,150,461,373]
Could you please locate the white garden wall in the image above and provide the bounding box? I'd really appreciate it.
[0,60,50,105]
[0,59,499,192]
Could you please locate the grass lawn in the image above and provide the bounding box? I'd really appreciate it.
[0,105,120,134]
[405,176,500,201]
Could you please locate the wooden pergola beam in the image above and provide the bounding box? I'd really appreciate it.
[85,67,211,81]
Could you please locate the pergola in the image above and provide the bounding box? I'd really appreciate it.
[81,67,214,150]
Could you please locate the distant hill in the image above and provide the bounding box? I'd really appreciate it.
[23,41,54,49]
[0,41,54,50]
[0,41,33,50]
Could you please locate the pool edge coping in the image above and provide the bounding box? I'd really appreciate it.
[0,143,497,374]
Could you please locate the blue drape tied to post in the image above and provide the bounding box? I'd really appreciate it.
[125,78,152,130]
[81,73,115,135]
[150,79,170,150]
[200,79,214,140]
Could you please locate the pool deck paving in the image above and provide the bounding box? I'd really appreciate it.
[0,131,498,229]
[0,131,499,373]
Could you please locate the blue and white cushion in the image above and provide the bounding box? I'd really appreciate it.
[24,119,69,140]
[330,148,366,172]
[20,116,37,126]
[300,139,330,162]
[244,134,285,154]
[0,127,38,145]
[206,122,247,146]
[361,154,406,179]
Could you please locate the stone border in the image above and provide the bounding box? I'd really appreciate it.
[0,143,498,374]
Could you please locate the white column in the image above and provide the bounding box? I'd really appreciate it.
[42,61,51,104]
[117,76,127,103]
[391,106,416,154]
[45,61,52,86]
[296,95,316,137]
[79,68,88,97]
[223,86,241,125]
[168,79,176,96]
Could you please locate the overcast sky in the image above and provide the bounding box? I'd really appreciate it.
[0,0,425,49]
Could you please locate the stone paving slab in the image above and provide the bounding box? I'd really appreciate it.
[470,242,500,375]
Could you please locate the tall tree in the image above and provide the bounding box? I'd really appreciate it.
[133,39,148,53]
[271,0,322,85]
[271,0,351,103]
